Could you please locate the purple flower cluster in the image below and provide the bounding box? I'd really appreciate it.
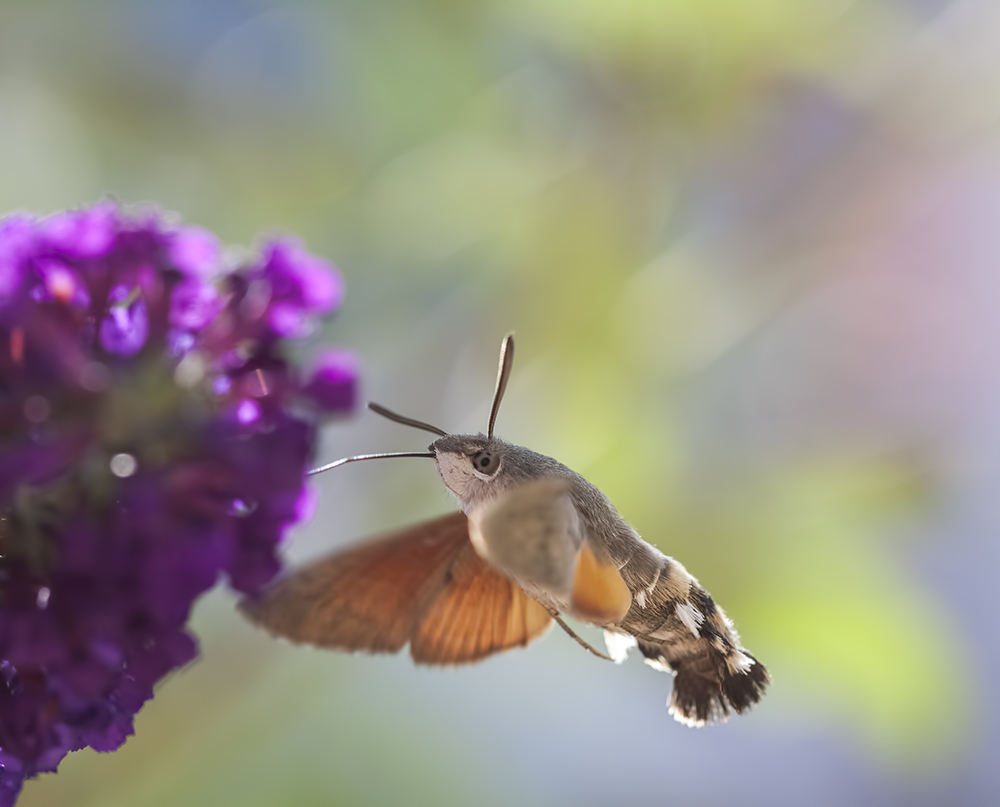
[0,202,354,804]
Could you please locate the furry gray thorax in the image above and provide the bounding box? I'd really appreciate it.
[429,433,642,564]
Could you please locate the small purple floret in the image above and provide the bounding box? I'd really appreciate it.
[0,202,354,803]
[236,399,261,425]
[99,286,149,356]
[40,202,117,259]
[169,227,221,278]
[170,279,221,330]
[33,260,91,309]
[304,349,357,412]
[0,216,34,305]
[253,238,344,337]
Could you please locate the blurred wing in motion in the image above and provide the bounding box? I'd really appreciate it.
[469,478,583,597]
[240,511,552,665]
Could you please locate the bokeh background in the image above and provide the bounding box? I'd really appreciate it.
[4,0,999,804]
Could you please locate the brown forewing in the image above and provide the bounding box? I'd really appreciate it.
[241,511,552,665]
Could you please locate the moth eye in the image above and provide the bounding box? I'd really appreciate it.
[471,450,500,476]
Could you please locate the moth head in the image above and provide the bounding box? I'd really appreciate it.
[428,434,506,505]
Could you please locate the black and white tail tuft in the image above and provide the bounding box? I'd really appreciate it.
[639,641,770,727]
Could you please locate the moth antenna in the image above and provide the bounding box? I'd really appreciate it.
[307,451,436,476]
[368,402,448,437]
[546,608,615,662]
[488,333,515,439]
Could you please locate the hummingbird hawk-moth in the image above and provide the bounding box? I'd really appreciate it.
[242,335,770,726]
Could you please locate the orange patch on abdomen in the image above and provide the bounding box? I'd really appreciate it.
[569,541,632,625]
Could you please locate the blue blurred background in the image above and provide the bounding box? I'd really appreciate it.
[5,0,999,804]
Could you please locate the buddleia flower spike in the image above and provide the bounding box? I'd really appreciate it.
[0,202,354,804]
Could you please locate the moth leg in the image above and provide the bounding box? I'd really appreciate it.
[544,608,614,662]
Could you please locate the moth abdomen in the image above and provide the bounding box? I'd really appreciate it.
[614,548,770,725]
